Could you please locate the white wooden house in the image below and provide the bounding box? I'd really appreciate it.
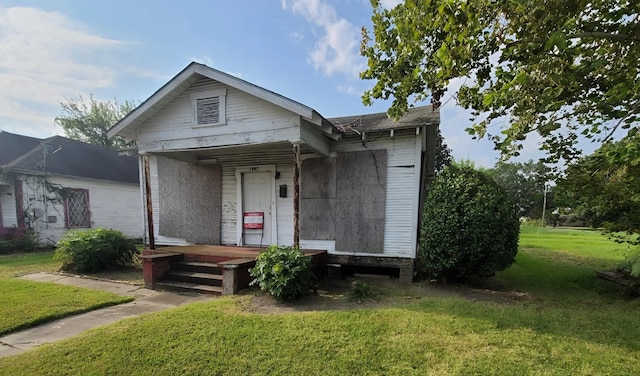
[0,131,142,244]
[108,62,439,280]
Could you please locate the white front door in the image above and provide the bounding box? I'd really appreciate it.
[242,171,272,246]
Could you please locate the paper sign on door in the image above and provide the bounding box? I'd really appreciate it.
[243,212,264,229]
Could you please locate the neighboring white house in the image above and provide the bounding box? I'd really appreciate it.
[108,62,439,280]
[0,131,143,244]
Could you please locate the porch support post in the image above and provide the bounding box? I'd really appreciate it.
[14,177,25,230]
[143,155,155,250]
[293,143,300,247]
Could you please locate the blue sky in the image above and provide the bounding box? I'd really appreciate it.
[0,0,575,167]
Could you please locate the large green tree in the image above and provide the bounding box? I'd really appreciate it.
[361,0,639,162]
[434,128,453,173]
[55,95,137,149]
[555,135,640,237]
[487,160,552,219]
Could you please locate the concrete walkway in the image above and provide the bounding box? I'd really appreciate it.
[0,273,212,358]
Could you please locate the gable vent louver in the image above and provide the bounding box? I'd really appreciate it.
[196,97,220,125]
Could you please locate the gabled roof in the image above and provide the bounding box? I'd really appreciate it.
[0,131,41,165]
[0,131,139,184]
[108,62,334,141]
[329,105,440,134]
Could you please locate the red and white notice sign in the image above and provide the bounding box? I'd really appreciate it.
[243,212,264,229]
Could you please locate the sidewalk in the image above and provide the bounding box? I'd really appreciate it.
[0,273,212,358]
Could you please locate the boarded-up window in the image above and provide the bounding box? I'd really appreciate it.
[65,189,90,228]
[299,150,387,254]
[335,150,387,254]
[196,97,220,125]
[300,158,336,240]
[157,156,222,244]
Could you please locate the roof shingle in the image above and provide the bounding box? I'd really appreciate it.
[0,131,139,184]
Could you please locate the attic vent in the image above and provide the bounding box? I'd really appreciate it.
[196,97,220,125]
[191,89,226,127]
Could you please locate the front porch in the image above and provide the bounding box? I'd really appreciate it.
[141,245,327,295]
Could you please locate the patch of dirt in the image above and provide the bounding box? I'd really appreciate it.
[241,275,534,315]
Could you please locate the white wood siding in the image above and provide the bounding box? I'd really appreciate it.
[219,150,294,246]
[148,151,295,247]
[145,132,422,259]
[17,175,142,244]
[137,77,302,152]
[0,183,17,227]
[301,132,422,259]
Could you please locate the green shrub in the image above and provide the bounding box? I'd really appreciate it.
[347,279,376,302]
[0,241,13,254]
[249,245,312,301]
[54,228,139,273]
[418,163,520,281]
[620,250,640,278]
[0,228,39,254]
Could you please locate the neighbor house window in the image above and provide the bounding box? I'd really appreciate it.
[191,89,226,127]
[65,189,90,228]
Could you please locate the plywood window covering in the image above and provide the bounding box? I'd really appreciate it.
[65,189,90,228]
[191,89,226,127]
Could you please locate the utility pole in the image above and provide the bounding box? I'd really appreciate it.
[541,183,548,227]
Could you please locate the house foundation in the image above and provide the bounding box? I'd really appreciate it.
[327,255,415,283]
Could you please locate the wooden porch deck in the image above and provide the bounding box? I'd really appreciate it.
[149,244,326,261]
[156,245,264,259]
[141,245,328,295]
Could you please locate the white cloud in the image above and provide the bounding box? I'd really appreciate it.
[189,55,214,67]
[0,7,134,135]
[337,83,355,94]
[290,30,305,42]
[286,0,365,77]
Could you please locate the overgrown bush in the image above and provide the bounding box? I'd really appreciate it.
[249,245,312,301]
[418,163,520,281]
[54,228,139,273]
[620,250,640,278]
[0,228,39,254]
[347,279,377,302]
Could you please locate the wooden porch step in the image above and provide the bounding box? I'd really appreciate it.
[155,280,223,295]
[165,270,223,286]
[173,261,222,274]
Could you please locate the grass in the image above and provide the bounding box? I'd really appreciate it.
[0,227,639,375]
[0,252,59,279]
[81,263,144,285]
[519,225,631,262]
[0,252,132,335]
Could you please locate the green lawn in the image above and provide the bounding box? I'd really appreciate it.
[0,253,132,335]
[1,228,639,375]
[0,252,59,279]
[519,225,630,262]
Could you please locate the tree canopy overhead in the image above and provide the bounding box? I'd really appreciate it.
[55,95,137,149]
[361,0,639,162]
